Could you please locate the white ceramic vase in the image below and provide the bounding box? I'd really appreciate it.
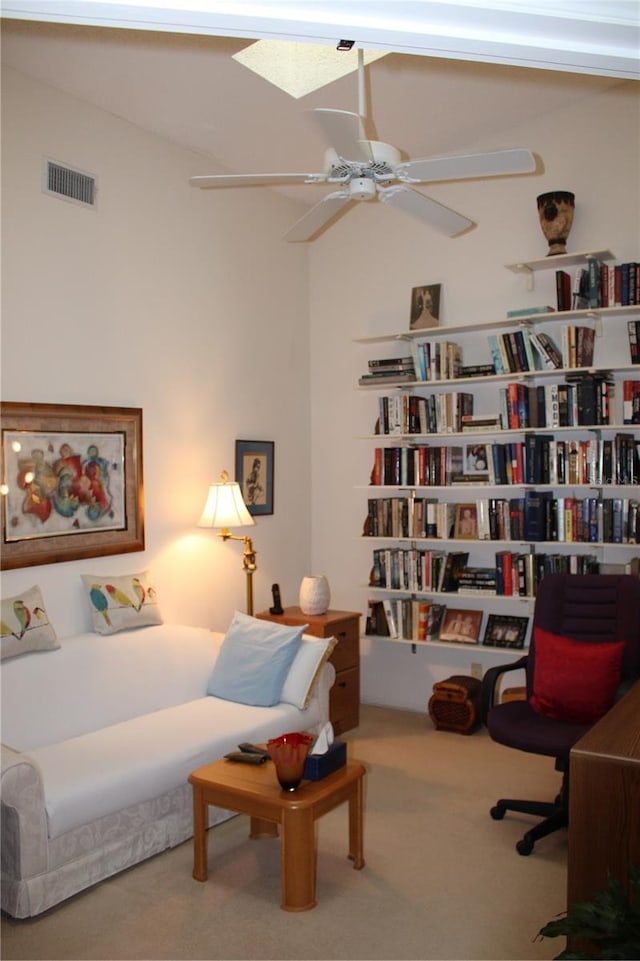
[299,575,331,616]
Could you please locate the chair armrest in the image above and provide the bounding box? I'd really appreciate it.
[479,656,528,725]
[615,675,639,703]
[1,745,49,879]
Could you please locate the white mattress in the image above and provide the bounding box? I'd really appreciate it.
[27,695,323,839]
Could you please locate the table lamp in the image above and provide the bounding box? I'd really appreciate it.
[198,470,257,615]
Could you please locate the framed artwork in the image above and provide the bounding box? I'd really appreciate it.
[235,440,274,516]
[410,282,441,331]
[1,402,144,570]
[454,503,478,539]
[439,607,483,644]
[463,443,490,478]
[483,614,529,649]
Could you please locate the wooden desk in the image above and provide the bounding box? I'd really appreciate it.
[189,756,366,911]
[568,682,640,910]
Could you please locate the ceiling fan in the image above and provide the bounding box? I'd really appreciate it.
[190,49,537,242]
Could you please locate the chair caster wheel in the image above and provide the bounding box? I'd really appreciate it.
[490,805,505,820]
[516,837,534,856]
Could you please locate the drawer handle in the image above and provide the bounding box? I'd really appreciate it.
[338,631,347,638]
[338,681,347,688]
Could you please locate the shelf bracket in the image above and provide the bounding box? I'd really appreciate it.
[411,643,417,654]
[522,266,534,292]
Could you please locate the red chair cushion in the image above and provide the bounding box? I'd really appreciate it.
[530,626,624,724]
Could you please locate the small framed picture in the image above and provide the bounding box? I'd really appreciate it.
[464,443,490,477]
[483,614,529,649]
[410,283,441,331]
[235,440,274,516]
[454,503,478,539]
[439,608,483,644]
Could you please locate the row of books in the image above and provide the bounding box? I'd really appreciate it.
[500,377,615,429]
[476,433,638,486]
[562,259,640,311]
[370,431,638,487]
[488,326,587,374]
[369,548,468,593]
[363,493,640,544]
[376,391,474,435]
[494,550,612,596]
[409,339,462,381]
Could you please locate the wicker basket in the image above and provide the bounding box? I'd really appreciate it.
[428,674,482,734]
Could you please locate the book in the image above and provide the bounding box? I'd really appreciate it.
[425,603,446,641]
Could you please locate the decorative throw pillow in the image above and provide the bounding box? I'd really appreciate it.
[81,570,163,635]
[1,585,60,660]
[207,611,305,707]
[280,634,337,709]
[530,626,625,724]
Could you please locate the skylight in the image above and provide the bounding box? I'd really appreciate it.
[232,40,387,98]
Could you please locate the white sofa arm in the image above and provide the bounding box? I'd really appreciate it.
[1,745,49,878]
[309,662,336,731]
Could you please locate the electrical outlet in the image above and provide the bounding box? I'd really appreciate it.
[470,661,483,680]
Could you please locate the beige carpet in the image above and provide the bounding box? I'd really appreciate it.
[1,705,568,961]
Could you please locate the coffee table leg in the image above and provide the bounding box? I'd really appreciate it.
[348,776,365,870]
[192,786,208,882]
[280,808,317,911]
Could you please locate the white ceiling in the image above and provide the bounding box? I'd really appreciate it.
[1,3,638,207]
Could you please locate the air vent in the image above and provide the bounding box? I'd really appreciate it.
[43,159,96,208]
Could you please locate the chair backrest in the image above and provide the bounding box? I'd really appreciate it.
[526,574,640,697]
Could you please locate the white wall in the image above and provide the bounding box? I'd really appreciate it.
[1,67,313,637]
[2,66,639,714]
[308,78,640,711]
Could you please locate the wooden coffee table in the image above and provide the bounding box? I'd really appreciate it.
[188,755,366,911]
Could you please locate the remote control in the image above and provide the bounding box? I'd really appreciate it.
[224,751,268,765]
[238,742,270,758]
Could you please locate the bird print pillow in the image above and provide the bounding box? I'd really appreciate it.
[81,570,163,635]
[1,584,60,660]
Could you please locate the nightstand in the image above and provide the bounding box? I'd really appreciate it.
[256,607,360,734]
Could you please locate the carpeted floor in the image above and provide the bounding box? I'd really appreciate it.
[1,705,568,960]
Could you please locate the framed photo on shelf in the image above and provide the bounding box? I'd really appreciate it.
[1,401,144,570]
[483,614,529,649]
[409,282,441,331]
[235,440,274,516]
[463,443,490,478]
[454,503,478,539]
[439,607,483,644]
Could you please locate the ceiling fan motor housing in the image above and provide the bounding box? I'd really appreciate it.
[350,177,376,200]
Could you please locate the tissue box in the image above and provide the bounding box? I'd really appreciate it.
[303,740,347,781]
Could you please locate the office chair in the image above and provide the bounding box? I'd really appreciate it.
[480,573,640,855]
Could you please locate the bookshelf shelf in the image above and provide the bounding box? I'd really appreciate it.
[356,252,639,651]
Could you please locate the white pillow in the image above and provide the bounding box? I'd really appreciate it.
[207,611,305,707]
[280,634,337,709]
[1,584,60,660]
[81,570,163,634]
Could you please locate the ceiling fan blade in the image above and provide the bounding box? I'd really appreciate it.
[284,190,351,243]
[190,172,326,189]
[378,185,474,237]
[311,109,373,164]
[396,148,536,184]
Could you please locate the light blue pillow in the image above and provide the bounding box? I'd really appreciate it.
[207,611,305,707]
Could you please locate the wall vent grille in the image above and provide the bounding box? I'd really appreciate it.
[43,160,96,207]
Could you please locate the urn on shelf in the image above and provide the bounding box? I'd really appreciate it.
[537,190,575,256]
[299,575,330,616]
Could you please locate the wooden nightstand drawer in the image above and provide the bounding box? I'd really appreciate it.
[330,666,360,736]
[328,622,359,673]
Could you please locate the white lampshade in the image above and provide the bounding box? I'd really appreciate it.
[198,478,255,530]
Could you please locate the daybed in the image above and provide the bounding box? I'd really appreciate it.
[1,617,335,918]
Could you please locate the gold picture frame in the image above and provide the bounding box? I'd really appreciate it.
[454,503,478,539]
[1,402,144,570]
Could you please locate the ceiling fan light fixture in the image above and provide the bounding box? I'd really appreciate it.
[349,177,376,200]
